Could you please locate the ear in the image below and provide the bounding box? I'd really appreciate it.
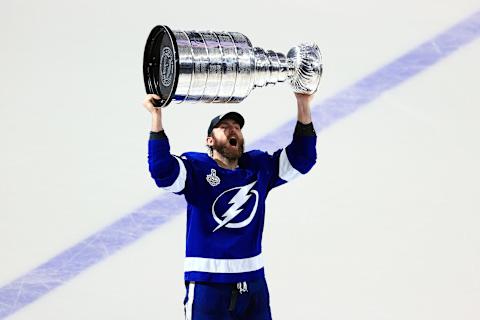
[206,135,214,147]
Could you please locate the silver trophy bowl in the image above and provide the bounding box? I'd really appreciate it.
[143,26,322,107]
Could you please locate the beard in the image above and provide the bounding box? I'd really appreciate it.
[212,136,245,161]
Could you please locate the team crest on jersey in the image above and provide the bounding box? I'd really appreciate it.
[206,169,221,187]
[211,181,259,232]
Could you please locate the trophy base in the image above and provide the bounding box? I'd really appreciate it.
[143,25,179,107]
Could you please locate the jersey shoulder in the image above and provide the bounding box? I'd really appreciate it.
[179,151,214,167]
[179,150,276,170]
[240,149,274,169]
[244,149,270,159]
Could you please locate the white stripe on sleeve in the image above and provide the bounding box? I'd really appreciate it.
[278,148,302,182]
[163,156,187,193]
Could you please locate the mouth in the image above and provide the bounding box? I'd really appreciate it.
[228,137,238,147]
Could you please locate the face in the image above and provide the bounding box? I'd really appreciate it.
[207,119,245,160]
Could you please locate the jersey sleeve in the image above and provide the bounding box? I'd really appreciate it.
[267,122,317,191]
[147,131,191,196]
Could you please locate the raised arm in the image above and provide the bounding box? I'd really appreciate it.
[295,92,314,124]
[267,92,317,191]
[143,94,187,194]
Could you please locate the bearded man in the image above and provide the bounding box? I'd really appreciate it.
[143,92,317,320]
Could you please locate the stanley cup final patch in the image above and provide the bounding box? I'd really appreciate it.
[206,169,221,187]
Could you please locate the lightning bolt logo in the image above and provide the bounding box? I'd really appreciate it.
[212,181,259,232]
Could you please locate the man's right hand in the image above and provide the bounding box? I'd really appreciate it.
[143,94,163,132]
[143,94,162,115]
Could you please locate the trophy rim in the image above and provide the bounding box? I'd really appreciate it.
[143,25,180,107]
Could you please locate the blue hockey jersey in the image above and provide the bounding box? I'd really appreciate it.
[148,123,317,283]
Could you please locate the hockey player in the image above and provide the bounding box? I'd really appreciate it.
[143,92,317,319]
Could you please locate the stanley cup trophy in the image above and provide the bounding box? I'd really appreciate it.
[143,25,323,107]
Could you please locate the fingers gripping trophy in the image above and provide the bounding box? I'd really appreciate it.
[143,25,323,107]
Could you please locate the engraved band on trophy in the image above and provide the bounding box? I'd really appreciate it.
[143,25,323,107]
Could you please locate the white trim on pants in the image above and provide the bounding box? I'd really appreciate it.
[184,281,195,320]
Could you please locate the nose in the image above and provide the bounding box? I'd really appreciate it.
[227,125,239,135]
